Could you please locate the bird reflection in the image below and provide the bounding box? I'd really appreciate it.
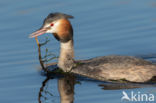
[58,75,75,103]
[38,74,145,103]
[38,71,156,103]
[38,74,75,103]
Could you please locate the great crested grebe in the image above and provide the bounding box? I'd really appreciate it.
[30,12,156,82]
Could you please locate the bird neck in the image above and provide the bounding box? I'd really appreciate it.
[58,39,75,72]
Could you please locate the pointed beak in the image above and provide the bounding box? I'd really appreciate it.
[29,27,50,38]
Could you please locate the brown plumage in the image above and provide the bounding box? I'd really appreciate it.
[55,19,73,42]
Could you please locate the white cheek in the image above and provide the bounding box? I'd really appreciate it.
[46,28,55,33]
[46,21,60,33]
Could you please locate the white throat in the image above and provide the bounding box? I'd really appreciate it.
[58,40,74,72]
[60,40,73,50]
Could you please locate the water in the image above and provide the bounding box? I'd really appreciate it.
[0,0,156,103]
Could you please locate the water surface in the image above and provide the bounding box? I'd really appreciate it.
[0,0,156,103]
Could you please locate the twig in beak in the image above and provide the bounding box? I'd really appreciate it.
[35,37,47,71]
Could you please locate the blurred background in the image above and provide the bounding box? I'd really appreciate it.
[0,0,156,103]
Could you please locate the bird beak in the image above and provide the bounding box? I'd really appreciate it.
[29,27,50,38]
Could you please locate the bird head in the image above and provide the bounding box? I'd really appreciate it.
[29,12,74,42]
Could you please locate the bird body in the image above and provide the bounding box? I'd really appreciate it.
[30,12,156,82]
[73,55,156,82]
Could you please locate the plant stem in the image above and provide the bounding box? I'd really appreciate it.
[35,37,47,71]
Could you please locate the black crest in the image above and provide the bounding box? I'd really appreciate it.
[43,12,74,24]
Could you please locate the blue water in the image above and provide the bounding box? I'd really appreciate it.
[0,0,156,103]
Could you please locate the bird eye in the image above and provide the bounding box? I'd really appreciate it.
[50,23,54,26]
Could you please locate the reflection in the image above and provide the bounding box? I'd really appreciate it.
[38,74,75,103]
[38,77,52,103]
[38,73,155,103]
[58,75,75,103]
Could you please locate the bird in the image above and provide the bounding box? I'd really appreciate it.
[29,12,156,83]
